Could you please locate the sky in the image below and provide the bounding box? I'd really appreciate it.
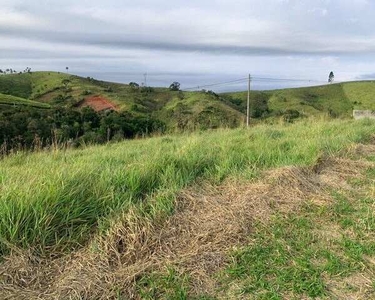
[2,0,375,91]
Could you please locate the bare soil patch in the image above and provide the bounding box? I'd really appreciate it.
[77,95,118,112]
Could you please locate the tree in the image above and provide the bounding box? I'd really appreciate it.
[129,82,139,88]
[22,67,31,73]
[328,71,335,84]
[169,82,181,91]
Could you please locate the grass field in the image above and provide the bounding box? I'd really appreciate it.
[2,119,375,298]
[0,73,32,98]
[1,119,371,254]
[0,93,50,108]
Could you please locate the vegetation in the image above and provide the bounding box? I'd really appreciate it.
[1,72,375,128]
[169,81,181,91]
[226,80,375,119]
[0,93,50,109]
[225,199,370,298]
[2,118,375,298]
[0,72,244,133]
[223,162,375,299]
[0,73,33,98]
[0,119,374,255]
[329,71,335,83]
[2,72,375,153]
[0,106,164,152]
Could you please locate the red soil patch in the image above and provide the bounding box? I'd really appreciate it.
[78,95,118,112]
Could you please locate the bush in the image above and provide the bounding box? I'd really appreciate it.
[206,90,219,98]
[140,86,154,94]
[129,82,140,90]
[81,90,92,96]
[283,109,301,123]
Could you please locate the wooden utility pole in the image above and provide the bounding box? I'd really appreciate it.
[247,74,251,127]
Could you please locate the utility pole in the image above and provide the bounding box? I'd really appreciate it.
[247,74,251,127]
[144,73,147,87]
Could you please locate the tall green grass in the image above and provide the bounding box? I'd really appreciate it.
[1,119,375,255]
[0,93,51,108]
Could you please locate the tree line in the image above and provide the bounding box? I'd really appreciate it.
[0,67,32,75]
[0,106,165,153]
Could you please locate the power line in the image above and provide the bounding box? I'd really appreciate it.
[182,77,248,91]
[252,76,326,83]
[182,75,327,91]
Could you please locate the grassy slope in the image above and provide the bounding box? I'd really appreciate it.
[0,72,68,109]
[342,81,375,109]
[0,73,32,98]
[227,81,375,118]
[0,93,50,108]
[156,91,244,129]
[2,119,375,298]
[2,72,375,125]
[0,72,245,128]
[29,71,70,99]
[0,72,70,99]
[1,119,375,255]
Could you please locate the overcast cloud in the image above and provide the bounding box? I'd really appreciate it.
[1,0,375,91]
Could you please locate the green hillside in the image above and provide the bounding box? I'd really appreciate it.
[0,72,244,129]
[226,81,375,119]
[0,71,69,99]
[1,72,375,129]
[0,93,50,108]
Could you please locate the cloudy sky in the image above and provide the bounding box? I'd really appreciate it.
[2,0,375,91]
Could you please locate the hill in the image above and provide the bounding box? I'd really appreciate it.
[2,72,375,127]
[0,72,244,130]
[2,119,375,299]
[0,71,69,99]
[225,81,375,119]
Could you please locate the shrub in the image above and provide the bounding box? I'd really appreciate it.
[283,109,301,123]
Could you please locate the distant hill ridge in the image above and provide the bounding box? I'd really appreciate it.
[1,71,375,128]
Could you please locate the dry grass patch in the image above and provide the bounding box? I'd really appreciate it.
[353,143,375,157]
[327,272,374,300]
